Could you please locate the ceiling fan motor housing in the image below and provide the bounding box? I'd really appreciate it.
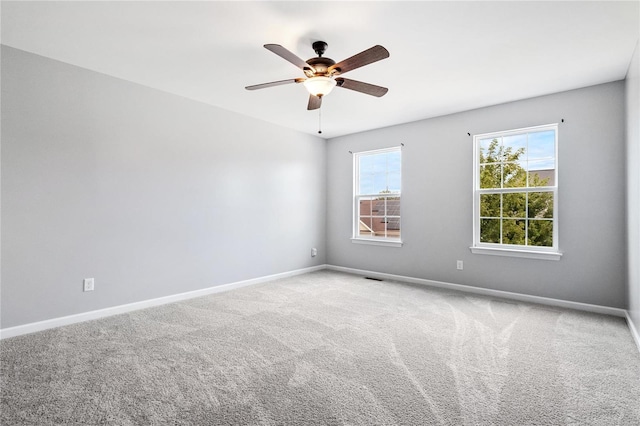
[306,57,336,77]
[305,41,337,77]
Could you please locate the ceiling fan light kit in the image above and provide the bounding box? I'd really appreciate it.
[303,76,336,97]
[245,40,389,114]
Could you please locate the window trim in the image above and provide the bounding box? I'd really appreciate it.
[352,146,403,247]
[471,124,561,260]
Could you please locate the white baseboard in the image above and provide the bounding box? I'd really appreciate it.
[0,265,325,340]
[626,311,640,353]
[326,265,628,318]
[2,263,634,347]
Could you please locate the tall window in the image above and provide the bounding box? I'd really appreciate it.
[353,147,402,246]
[472,124,560,260]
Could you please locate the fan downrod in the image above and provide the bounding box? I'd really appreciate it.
[312,41,328,57]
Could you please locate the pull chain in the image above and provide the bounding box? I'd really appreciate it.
[318,104,322,134]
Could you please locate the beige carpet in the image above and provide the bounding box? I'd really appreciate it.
[1,270,639,425]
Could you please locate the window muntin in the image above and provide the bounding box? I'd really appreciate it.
[473,125,558,254]
[354,147,401,243]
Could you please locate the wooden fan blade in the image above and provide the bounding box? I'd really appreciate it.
[245,78,304,91]
[328,45,389,75]
[307,95,322,110]
[335,78,388,97]
[264,44,315,72]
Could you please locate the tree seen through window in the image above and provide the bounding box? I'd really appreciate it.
[478,130,555,248]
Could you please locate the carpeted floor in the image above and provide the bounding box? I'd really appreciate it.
[1,270,639,425]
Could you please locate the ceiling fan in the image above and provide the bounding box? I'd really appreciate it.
[245,41,389,111]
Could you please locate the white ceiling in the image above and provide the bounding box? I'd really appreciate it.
[2,1,639,139]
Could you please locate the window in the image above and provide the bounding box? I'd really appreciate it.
[472,124,560,260]
[353,147,402,246]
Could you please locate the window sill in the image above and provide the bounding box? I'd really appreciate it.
[352,238,403,248]
[470,246,562,261]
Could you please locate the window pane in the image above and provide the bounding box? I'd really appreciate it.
[529,161,555,187]
[480,194,500,217]
[528,192,554,219]
[502,219,525,245]
[528,220,553,247]
[480,164,501,189]
[503,161,527,188]
[386,218,401,233]
[503,193,526,218]
[359,173,375,194]
[359,197,373,216]
[385,196,401,217]
[358,216,374,237]
[370,152,388,173]
[370,199,384,216]
[387,151,402,174]
[366,216,387,237]
[380,199,401,237]
[480,219,500,243]
[503,134,527,162]
[479,138,501,163]
[372,174,388,194]
[387,172,401,193]
[359,155,376,173]
[528,130,555,161]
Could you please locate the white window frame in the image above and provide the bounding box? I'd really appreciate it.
[352,146,402,247]
[471,124,561,260]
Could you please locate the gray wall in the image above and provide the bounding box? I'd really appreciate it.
[627,41,640,331]
[1,43,633,331]
[1,46,326,328]
[327,82,627,308]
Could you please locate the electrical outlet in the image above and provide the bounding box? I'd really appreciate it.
[456,260,463,270]
[311,248,318,257]
[83,278,95,292]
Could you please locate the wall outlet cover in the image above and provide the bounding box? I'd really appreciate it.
[83,278,95,292]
